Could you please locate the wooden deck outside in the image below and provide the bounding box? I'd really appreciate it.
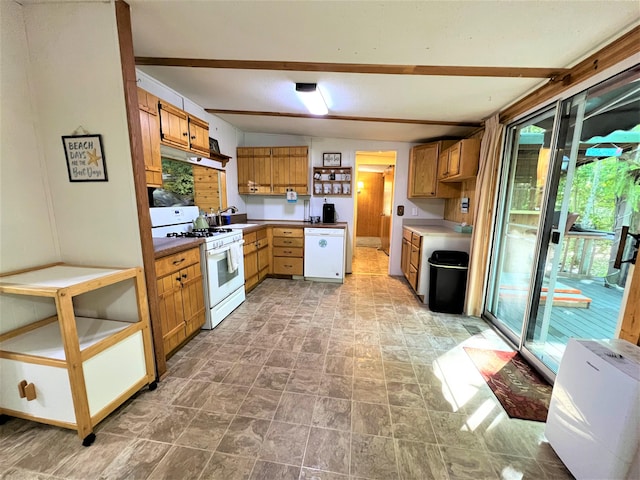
[498,275,624,371]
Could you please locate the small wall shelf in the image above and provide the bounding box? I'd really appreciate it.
[312,167,352,196]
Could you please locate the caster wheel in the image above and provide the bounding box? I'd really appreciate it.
[82,433,96,447]
[0,414,10,425]
[148,381,158,391]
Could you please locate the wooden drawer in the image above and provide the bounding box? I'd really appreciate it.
[411,233,422,247]
[273,257,303,275]
[273,246,303,258]
[244,231,257,244]
[273,237,303,248]
[273,227,303,238]
[243,240,257,255]
[403,229,412,241]
[155,247,200,278]
[256,228,268,241]
[410,244,420,268]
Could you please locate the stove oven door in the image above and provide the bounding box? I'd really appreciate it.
[205,243,245,307]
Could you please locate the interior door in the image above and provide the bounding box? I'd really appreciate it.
[356,171,384,237]
[380,166,395,255]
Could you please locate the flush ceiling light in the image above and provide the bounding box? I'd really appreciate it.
[295,83,328,115]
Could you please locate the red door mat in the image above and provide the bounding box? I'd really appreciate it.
[499,282,591,308]
[464,347,552,422]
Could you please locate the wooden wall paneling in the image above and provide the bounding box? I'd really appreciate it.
[193,165,222,213]
[443,177,477,226]
[220,171,228,209]
[356,172,384,237]
[114,0,166,377]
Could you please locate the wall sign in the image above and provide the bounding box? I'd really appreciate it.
[323,152,342,167]
[62,134,108,182]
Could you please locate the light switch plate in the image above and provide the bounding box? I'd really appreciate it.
[461,197,469,213]
[411,207,418,216]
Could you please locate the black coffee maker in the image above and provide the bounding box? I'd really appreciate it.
[322,203,336,224]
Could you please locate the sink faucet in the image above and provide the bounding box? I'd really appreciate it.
[215,206,238,226]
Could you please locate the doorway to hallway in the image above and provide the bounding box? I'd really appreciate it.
[354,151,396,275]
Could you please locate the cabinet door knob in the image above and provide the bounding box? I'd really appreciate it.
[182,274,187,279]
[190,135,196,139]
[18,380,37,401]
[183,132,188,136]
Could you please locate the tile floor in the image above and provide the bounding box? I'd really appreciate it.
[0,248,575,480]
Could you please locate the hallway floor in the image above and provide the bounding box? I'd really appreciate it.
[1,270,574,479]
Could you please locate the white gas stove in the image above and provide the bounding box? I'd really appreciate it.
[150,206,245,329]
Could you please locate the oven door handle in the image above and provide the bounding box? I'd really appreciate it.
[207,239,244,256]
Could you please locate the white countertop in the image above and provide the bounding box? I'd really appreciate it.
[403,225,472,237]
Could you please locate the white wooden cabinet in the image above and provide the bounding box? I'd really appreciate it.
[0,264,156,445]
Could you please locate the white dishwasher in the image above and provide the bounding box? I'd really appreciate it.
[304,228,346,282]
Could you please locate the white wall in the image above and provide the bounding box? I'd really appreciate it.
[0,1,59,272]
[0,1,145,333]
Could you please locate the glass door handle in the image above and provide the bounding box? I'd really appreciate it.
[614,226,640,268]
[550,230,561,245]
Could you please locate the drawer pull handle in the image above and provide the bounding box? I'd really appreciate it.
[173,258,185,265]
[18,380,37,401]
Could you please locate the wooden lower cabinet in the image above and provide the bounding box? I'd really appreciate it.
[155,247,205,357]
[243,228,270,293]
[402,228,422,293]
[272,227,304,275]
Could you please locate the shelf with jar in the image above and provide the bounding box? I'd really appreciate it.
[312,167,352,196]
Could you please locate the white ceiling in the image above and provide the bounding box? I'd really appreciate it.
[128,1,640,143]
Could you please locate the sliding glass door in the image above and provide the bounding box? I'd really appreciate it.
[484,105,561,345]
[485,67,639,376]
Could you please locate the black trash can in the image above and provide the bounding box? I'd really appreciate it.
[428,250,469,314]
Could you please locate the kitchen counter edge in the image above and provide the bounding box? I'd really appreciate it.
[403,225,472,237]
[236,221,348,234]
[153,237,204,259]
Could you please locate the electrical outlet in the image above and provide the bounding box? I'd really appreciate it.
[461,197,469,214]
[412,207,418,216]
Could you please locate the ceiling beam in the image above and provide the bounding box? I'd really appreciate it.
[135,57,568,79]
[204,109,481,127]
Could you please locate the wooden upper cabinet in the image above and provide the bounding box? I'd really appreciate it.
[271,147,290,194]
[237,147,272,194]
[289,147,309,194]
[271,146,309,194]
[137,87,162,188]
[408,143,439,197]
[439,138,481,182]
[408,141,459,198]
[237,146,308,195]
[188,115,210,156]
[159,101,189,149]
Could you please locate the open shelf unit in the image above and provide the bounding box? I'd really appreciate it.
[312,167,352,196]
[0,264,156,445]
